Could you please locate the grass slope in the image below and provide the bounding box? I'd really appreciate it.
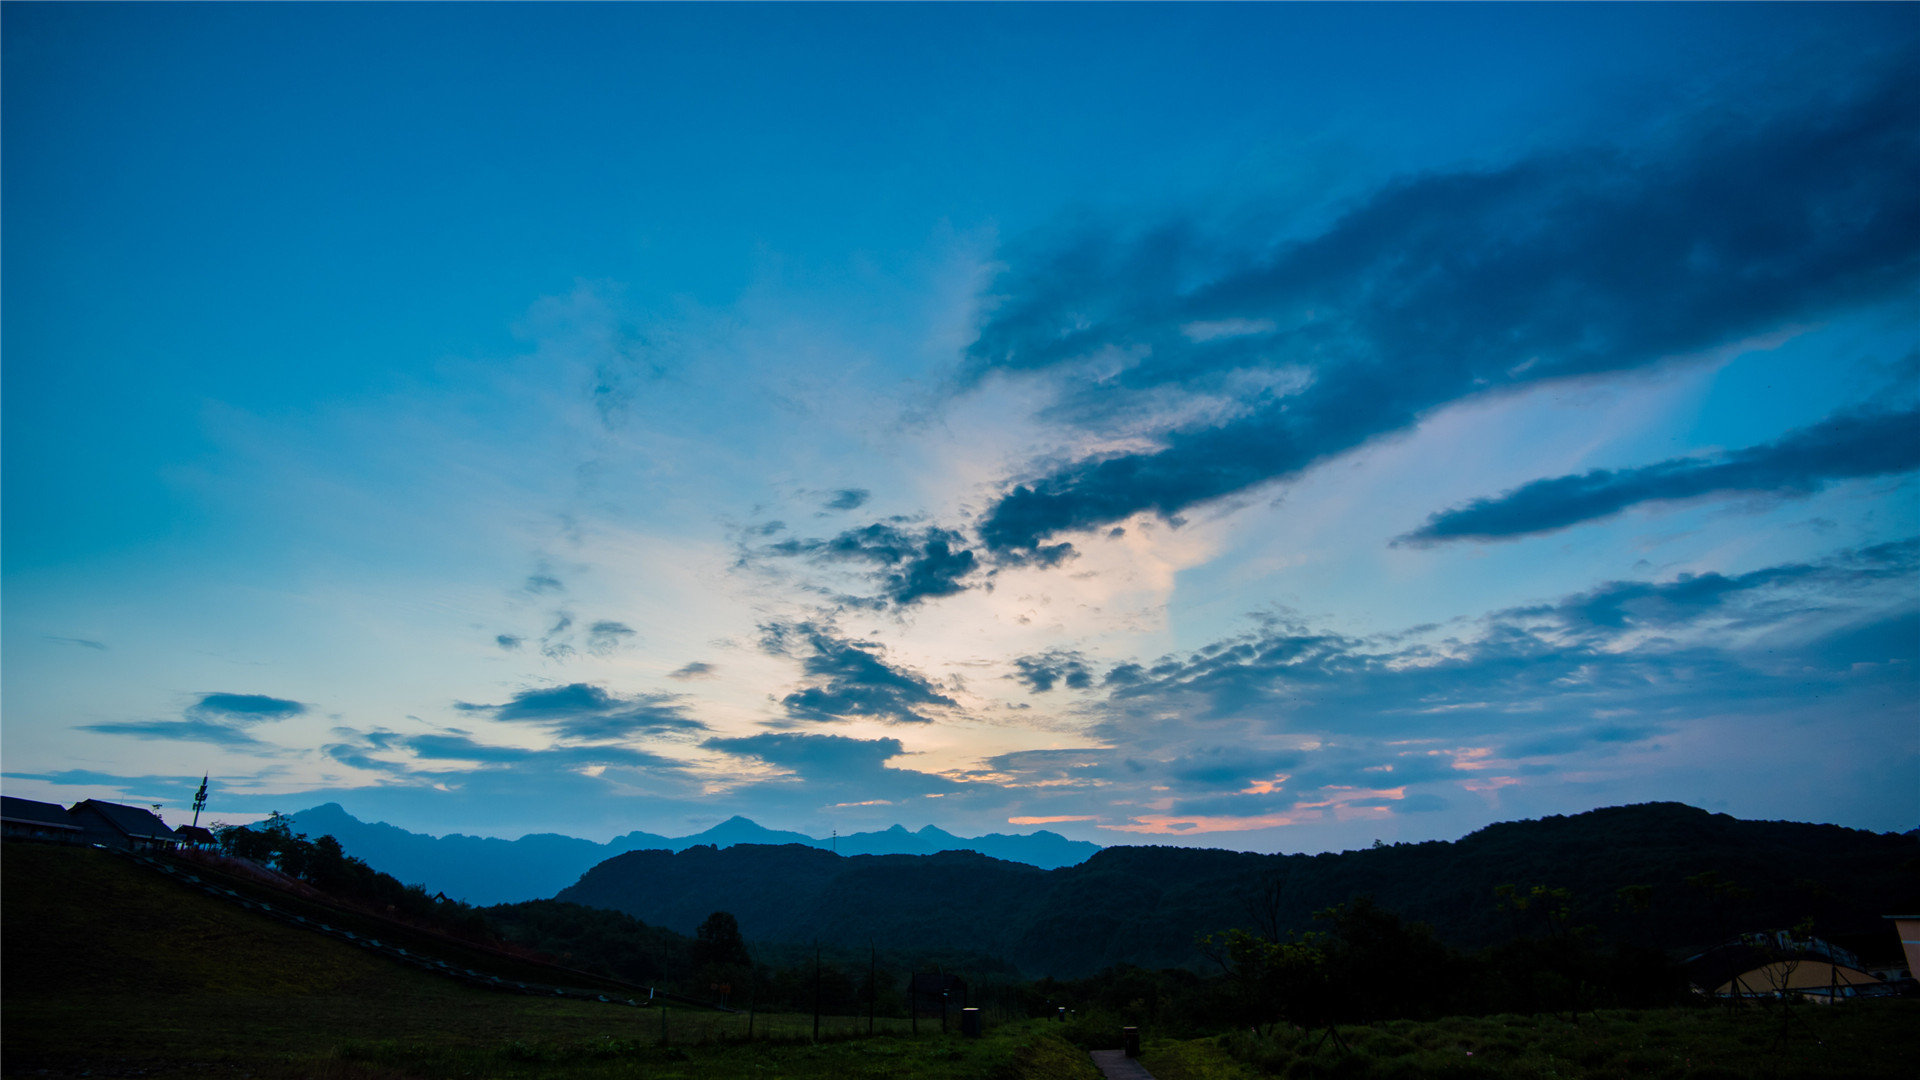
[0,843,1090,1079]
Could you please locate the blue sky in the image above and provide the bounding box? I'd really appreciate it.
[5,3,1916,851]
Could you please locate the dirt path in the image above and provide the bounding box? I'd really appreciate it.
[1089,1048,1157,1079]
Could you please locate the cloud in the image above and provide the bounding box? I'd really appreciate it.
[963,62,1920,555]
[1008,649,1095,693]
[758,521,978,606]
[0,769,225,805]
[704,732,907,776]
[44,635,107,650]
[541,613,575,660]
[455,683,707,741]
[78,718,273,748]
[526,574,565,594]
[823,488,871,512]
[702,732,965,808]
[78,691,308,748]
[762,621,958,724]
[1042,539,1918,832]
[1402,407,1920,544]
[496,634,523,650]
[668,661,717,680]
[189,692,307,722]
[586,620,637,654]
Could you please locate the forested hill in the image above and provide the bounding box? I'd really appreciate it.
[557,802,1920,979]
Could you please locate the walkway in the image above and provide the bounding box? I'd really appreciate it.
[1089,1049,1157,1080]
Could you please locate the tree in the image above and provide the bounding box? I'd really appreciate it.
[691,911,752,1005]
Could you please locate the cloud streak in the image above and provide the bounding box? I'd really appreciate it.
[1402,407,1920,544]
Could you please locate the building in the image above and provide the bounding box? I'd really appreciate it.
[1684,931,1887,1003]
[1,796,85,844]
[173,824,219,850]
[68,799,180,851]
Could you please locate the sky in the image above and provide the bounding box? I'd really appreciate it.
[4,3,1916,853]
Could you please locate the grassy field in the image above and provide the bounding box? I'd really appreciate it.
[0,843,1091,1078]
[6,843,1915,1079]
[1134,1003,1920,1080]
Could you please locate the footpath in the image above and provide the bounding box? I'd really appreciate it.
[1089,1048,1157,1079]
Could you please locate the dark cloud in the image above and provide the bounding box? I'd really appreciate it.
[824,488,871,512]
[496,634,523,650]
[525,574,565,594]
[965,64,1920,555]
[189,693,307,721]
[1008,649,1095,693]
[1100,540,1917,744]
[456,683,707,742]
[762,621,957,724]
[44,635,107,650]
[1403,407,1920,545]
[668,661,717,680]
[1528,538,1916,636]
[82,691,307,747]
[760,521,978,606]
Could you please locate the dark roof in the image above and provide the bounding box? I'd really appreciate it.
[174,824,217,844]
[1,795,82,831]
[70,799,177,841]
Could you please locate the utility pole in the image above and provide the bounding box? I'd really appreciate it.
[191,775,209,827]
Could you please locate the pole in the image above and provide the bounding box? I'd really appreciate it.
[869,940,877,1035]
[813,941,821,1042]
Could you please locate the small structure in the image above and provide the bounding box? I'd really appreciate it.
[173,824,219,850]
[1684,931,1887,1003]
[68,799,180,851]
[1886,916,1920,982]
[1,796,84,844]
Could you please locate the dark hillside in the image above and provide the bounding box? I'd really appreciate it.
[3,841,433,999]
[558,803,1920,978]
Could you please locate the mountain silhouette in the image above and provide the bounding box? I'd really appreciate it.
[285,804,1101,904]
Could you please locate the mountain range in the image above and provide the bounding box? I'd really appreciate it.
[284,803,1101,904]
[555,802,1920,978]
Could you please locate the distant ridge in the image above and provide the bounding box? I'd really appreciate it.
[284,804,1101,904]
[557,802,1920,979]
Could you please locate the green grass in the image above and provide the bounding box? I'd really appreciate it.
[1137,1003,1920,1080]
[0,844,1089,1078]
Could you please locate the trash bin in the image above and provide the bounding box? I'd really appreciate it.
[1123,1026,1140,1058]
[960,1007,982,1037]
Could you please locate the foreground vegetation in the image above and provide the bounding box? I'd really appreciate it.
[1129,1003,1919,1080]
[6,840,1916,1078]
